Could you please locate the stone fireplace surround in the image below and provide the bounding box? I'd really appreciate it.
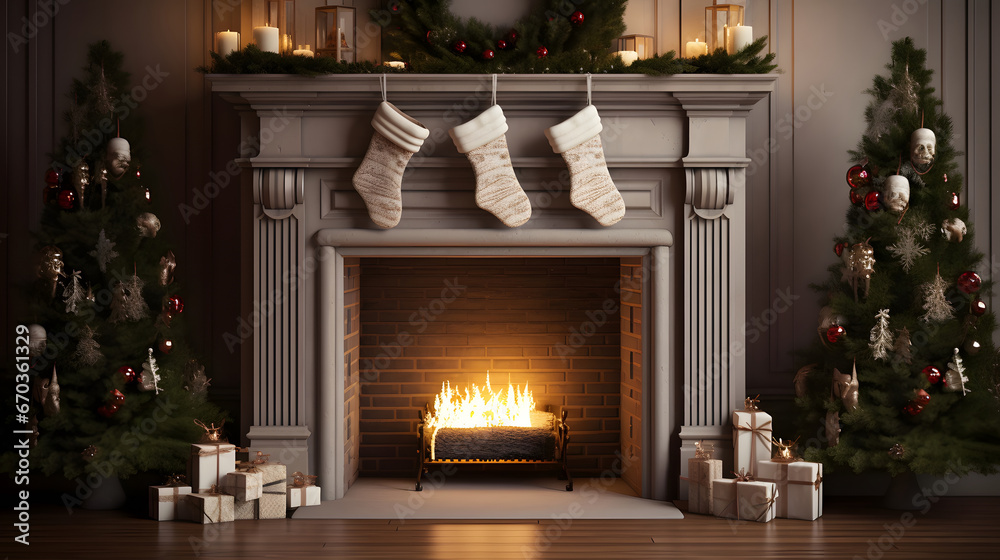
[211,73,775,502]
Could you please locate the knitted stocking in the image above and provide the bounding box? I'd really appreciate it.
[352,102,430,228]
[450,105,532,227]
[544,105,625,226]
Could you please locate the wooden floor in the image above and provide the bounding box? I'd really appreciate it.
[10,497,998,559]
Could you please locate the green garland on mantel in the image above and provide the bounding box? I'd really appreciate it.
[200,0,776,76]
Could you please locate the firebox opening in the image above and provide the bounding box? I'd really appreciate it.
[349,256,643,493]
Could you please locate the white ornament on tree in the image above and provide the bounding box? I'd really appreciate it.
[27,324,47,357]
[62,269,86,314]
[869,308,893,361]
[944,347,970,396]
[90,229,119,273]
[887,221,932,272]
[941,218,967,243]
[910,127,936,173]
[842,241,875,301]
[920,267,955,323]
[139,347,162,394]
[884,175,910,214]
[136,212,161,238]
[106,137,131,178]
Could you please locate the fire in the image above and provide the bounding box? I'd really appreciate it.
[424,374,536,460]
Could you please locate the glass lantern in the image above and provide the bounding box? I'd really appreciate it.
[267,1,296,55]
[316,5,356,62]
[704,1,744,53]
[616,35,655,60]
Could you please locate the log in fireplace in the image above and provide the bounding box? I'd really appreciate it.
[211,73,775,501]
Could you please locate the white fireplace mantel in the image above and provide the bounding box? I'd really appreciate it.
[210,73,776,500]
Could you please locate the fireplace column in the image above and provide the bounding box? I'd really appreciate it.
[676,93,756,496]
[245,166,311,476]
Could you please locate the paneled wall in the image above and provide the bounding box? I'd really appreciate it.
[4,0,997,491]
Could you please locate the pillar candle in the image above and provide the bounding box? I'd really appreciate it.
[685,38,708,58]
[384,61,405,69]
[253,26,279,53]
[336,27,342,61]
[615,50,638,66]
[726,25,753,54]
[293,45,315,58]
[216,30,240,56]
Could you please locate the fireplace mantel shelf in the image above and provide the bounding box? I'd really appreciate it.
[213,72,774,502]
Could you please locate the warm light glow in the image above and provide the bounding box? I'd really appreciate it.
[424,374,537,460]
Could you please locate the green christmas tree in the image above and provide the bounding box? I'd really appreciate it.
[15,41,224,481]
[794,38,1000,477]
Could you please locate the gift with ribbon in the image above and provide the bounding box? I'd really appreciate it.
[148,474,191,521]
[732,395,772,478]
[682,442,722,515]
[189,441,237,493]
[711,469,778,523]
[287,472,321,508]
[186,486,235,524]
[756,457,823,520]
[221,468,263,502]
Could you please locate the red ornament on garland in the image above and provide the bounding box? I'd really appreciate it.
[914,388,930,405]
[119,365,137,383]
[110,389,125,405]
[536,45,548,58]
[570,11,585,26]
[453,40,468,54]
[159,338,174,354]
[846,165,870,189]
[166,295,185,314]
[923,365,942,384]
[864,190,881,211]
[482,49,495,60]
[949,192,960,210]
[971,298,987,316]
[957,271,982,294]
[834,242,848,257]
[97,403,119,418]
[826,324,847,343]
[903,402,923,416]
[45,169,60,185]
[58,188,77,210]
[497,39,508,50]
[850,190,863,205]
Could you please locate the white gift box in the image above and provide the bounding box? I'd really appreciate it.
[186,493,235,524]
[221,470,263,502]
[686,458,722,515]
[287,485,322,508]
[711,478,778,523]
[189,443,236,493]
[148,485,191,521]
[757,459,823,520]
[732,406,772,478]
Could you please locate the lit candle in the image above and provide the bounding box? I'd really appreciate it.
[685,38,708,58]
[726,25,753,54]
[293,44,315,58]
[384,61,405,69]
[253,25,279,53]
[216,30,240,56]
[615,50,638,66]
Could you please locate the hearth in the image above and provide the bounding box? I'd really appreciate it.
[211,73,775,501]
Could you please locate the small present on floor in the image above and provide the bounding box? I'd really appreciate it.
[287,471,322,509]
[711,469,778,523]
[684,441,722,515]
[149,475,191,521]
[755,437,823,520]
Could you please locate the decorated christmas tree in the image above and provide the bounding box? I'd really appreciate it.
[794,38,1000,476]
[14,41,223,481]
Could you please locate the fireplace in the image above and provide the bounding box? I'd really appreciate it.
[211,73,775,501]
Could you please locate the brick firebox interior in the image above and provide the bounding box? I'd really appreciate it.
[350,257,644,488]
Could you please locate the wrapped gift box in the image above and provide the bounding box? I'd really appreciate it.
[221,470,263,502]
[712,478,778,523]
[189,443,236,492]
[757,459,823,520]
[234,498,258,520]
[686,457,722,515]
[732,398,772,478]
[287,485,321,508]
[258,463,287,519]
[149,485,191,521]
[187,493,235,524]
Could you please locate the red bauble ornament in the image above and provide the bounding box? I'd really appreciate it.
[864,190,881,211]
[957,271,982,294]
[166,295,185,314]
[97,403,119,418]
[826,324,846,343]
[482,49,495,60]
[570,11,585,26]
[110,389,125,405]
[971,298,987,316]
[453,40,468,54]
[119,365,137,383]
[903,402,923,416]
[497,39,508,50]
[45,169,60,185]
[426,30,433,44]
[391,2,400,12]
[949,192,959,210]
[846,165,870,189]
[159,339,174,353]
[923,365,942,384]
[58,188,77,210]
[834,242,848,257]
[536,45,548,58]
[850,190,863,205]
[914,389,931,405]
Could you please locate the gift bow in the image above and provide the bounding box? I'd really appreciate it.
[743,395,761,411]
[292,471,319,487]
[733,468,754,482]
[252,451,270,465]
[694,440,714,459]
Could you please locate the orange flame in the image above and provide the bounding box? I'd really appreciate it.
[424,374,536,460]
